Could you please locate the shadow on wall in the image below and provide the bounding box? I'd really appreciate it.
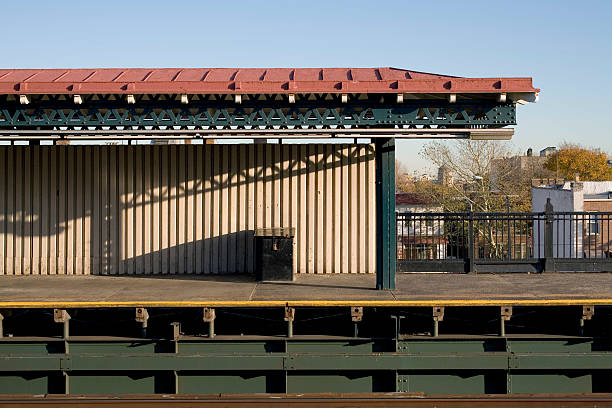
[0,144,376,275]
[105,231,256,276]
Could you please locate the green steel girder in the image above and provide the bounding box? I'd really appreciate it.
[0,304,608,395]
[2,352,612,372]
[0,100,516,130]
[1,336,610,395]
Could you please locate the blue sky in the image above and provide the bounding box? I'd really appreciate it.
[2,0,611,173]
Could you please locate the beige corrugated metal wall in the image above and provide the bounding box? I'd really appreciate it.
[0,144,376,275]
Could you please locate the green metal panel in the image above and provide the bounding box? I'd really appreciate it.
[0,353,510,372]
[287,372,373,393]
[0,341,63,354]
[179,372,282,394]
[0,356,64,371]
[398,373,501,394]
[6,351,612,372]
[68,341,160,354]
[507,339,592,353]
[508,372,592,394]
[69,372,166,394]
[67,355,286,371]
[286,354,509,371]
[399,340,505,353]
[399,339,592,353]
[179,341,284,354]
[286,340,374,353]
[0,373,52,394]
[510,353,612,370]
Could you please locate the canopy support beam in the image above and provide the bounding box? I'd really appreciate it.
[0,128,513,140]
[375,137,396,290]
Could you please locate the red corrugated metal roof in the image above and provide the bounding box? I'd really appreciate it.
[0,67,538,95]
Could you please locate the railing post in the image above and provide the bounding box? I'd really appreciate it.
[507,197,512,260]
[375,138,396,289]
[543,198,555,272]
[467,210,475,273]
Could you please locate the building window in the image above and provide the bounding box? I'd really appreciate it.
[587,212,600,235]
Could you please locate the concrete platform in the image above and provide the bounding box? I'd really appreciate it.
[0,273,611,308]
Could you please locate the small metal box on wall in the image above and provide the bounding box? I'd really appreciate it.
[255,228,296,281]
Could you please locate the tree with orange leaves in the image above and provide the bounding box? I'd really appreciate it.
[544,144,612,181]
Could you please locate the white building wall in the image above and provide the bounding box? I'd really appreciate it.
[532,185,583,258]
[566,181,612,196]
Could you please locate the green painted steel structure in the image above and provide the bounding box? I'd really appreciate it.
[0,306,610,395]
[0,69,556,398]
[376,138,397,290]
[0,336,610,394]
[0,94,517,291]
[0,97,515,129]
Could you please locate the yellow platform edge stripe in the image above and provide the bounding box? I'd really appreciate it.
[0,299,612,308]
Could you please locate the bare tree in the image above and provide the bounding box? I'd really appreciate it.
[416,140,547,257]
[418,140,539,212]
[395,159,414,193]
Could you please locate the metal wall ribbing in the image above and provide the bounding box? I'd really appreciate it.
[0,144,376,275]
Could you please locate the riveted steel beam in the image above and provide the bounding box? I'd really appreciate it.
[0,332,607,395]
[3,352,612,372]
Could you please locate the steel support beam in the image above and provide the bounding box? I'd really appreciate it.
[2,351,612,372]
[0,100,516,130]
[0,127,514,140]
[1,351,610,372]
[0,329,608,395]
[375,138,396,290]
[0,394,610,407]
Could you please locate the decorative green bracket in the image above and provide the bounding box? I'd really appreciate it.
[0,99,515,130]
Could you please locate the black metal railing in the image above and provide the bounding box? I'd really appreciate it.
[397,209,612,273]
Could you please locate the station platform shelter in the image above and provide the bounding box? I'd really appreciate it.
[1,67,611,400]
